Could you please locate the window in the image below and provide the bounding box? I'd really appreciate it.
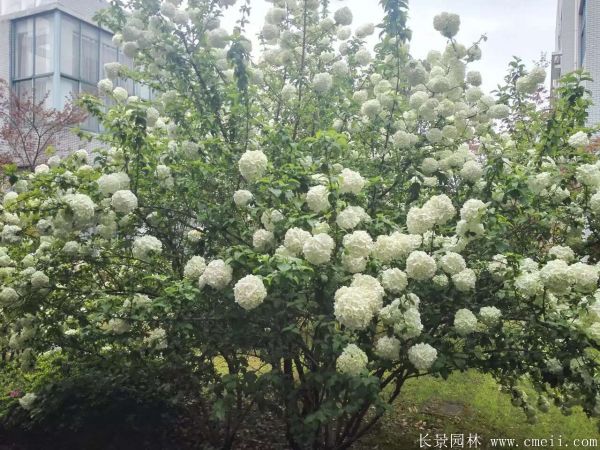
[14,18,33,79]
[579,0,587,68]
[60,15,80,78]
[81,23,99,83]
[34,15,53,75]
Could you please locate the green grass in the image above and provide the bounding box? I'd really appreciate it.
[357,371,600,450]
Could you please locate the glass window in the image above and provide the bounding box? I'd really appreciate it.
[101,32,117,76]
[34,76,52,107]
[14,79,33,101]
[14,18,33,79]
[59,77,79,108]
[80,83,99,131]
[60,15,80,78]
[81,23,99,82]
[34,15,54,75]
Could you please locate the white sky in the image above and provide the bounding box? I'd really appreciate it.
[222,0,558,93]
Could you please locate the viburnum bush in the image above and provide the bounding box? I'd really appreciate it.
[1,0,600,448]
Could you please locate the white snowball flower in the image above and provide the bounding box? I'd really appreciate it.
[355,23,375,38]
[460,199,487,222]
[238,150,268,182]
[568,131,589,148]
[479,306,502,325]
[234,274,267,310]
[336,343,368,376]
[380,268,408,294]
[548,245,575,262]
[408,343,437,371]
[590,192,600,215]
[113,87,128,102]
[198,259,232,290]
[313,73,333,93]
[19,393,37,411]
[361,99,381,119]
[351,274,385,313]
[334,6,353,25]
[207,28,229,48]
[439,252,466,275]
[460,160,483,183]
[515,271,543,298]
[233,190,253,207]
[334,286,374,330]
[539,259,573,294]
[488,104,510,119]
[183,256,206,280]
[253,229,275,252]
[341,253,367,273]
[30,271,49,290]
[569,262,599,293]
[0,287,19,305]
[394,306,424,339]
[406,251,437,281]
[406,206,436,235]
[336,206,369,230]
[302,233,335,265]
[306,185,330,213]
[132,235,163,261]
[343,230,373,258]
[144,327,167,350]
[576,164,600,188]
[433,12,460,38]
[284,227,311,255]
[423,194,456,225]
[432,273,449,288]
[97,172,130,196]
[454,308,478,336]
[355,48,372,66]
[353,90,369,103]
[312,221,330,235]
[111,190,138,215]
[63,193,96,224]
[104,62,121,79]
[375,336,401,360]
[339,168,365,195]
[451,268,476,292]
[488,254,509,281]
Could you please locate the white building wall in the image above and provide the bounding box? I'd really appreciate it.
[583,0,600,125]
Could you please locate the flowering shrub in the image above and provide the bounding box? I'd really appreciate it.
[1,0,600,447]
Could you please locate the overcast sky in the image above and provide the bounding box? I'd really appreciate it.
[223,0,558,93]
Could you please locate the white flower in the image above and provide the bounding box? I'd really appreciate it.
[433,12,460,38]
[520,258,539,273]
[199,259,232,290]
[488,104,510,119]
[238,150,268,182]
[568,131,589,148]
[408,343,437,371]
[466,70,482,86]
[361,99,381,118]
[313,73,333,93]
[336,206,369,230]
[233,190,253,207]
[452,268,476,292]
[576,164,600,188]
[207,28,229,48]
[355,23,375,38]
[336,343,368,376]
[393,130,417,148]
[439,252,466,275]
[132,235,163,261]
[97,78,113,94]
[284,227,311,255]
[19,393,37,411]
[0,287,19,305]
[394,306,423,339]
[569,263,598,293]
[421,158,439,175]
[342,253,367,273]
[515,271,543,298]
[334,286,374,330]
[460,160,483,183]
[144,327,167,349]
[306,185,330,213]
[539,260,573,294]
[234,274,267,310]
[380,268,408,294]
[334,6,353,25]
[260,209,284,231]
[106,318,130,334]
[460,199,487,222]
[406,206,436,235]
[590,192,600,215]
[253,229,275,252]
[406,251,437,281]
[479,306,502,325]
[1,225,21,243]
[303,233,335,265]
[312,221,330,235]
[432,274,449,287]
[339,168,365,195]
[353,90,369,103]
[183,256,206,280]
[375,336,401,360]
[548,245,575,262]
[111,190,138,215]
[31,271,49,290]
[187,229,203,243]
[454,308,478,336]
[423,195,456,225]
[343,230,373,258]
[104,62,121,79]
[113,87,128,102]
[488,254,509,281]
[63,193,96,225]
[265,7,286,24]
[97,172,130,196]
[351,274,385,313]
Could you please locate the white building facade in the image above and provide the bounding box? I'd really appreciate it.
[553,0,600,125]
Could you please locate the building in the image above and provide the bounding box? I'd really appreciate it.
[0,0,149,164]
[553,0,600,125]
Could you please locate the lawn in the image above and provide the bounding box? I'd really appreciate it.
[357,371,600,450]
